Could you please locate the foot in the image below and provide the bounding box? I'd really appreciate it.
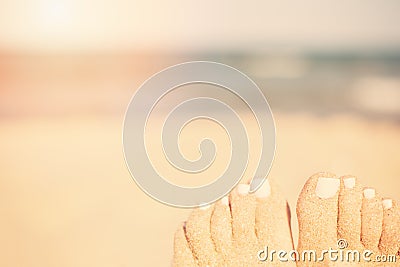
[172,179,296,266]
[297,172,400,266]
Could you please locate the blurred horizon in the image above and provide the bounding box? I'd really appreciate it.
[1,49,400,122]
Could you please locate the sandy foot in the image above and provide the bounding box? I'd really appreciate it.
[172,178,295,266]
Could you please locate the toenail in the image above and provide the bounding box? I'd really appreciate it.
[363,188,375,199]
[315,177,340,199]
[255,180,271,199]
[221,196,229,206]
[382,199,393,209]
[344,177,356,189]
[237,184,250,195]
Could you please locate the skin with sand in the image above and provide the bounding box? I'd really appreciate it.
[172,173,400,266]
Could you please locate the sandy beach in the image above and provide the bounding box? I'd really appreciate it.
[0,111,399,266]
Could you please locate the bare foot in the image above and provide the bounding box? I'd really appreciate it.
[172,179,296,266]
[296,172,400,266]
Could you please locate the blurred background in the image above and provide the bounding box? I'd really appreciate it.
[0,1,400,266]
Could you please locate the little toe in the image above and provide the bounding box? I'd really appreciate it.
[379,199,400,256]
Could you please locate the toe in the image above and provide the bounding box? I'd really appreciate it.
[173,222,198,267]
[255,178,296,266]
[185,205,218,267]
[379,199,400,256]
[210,196,232,263]
[361,188,383,251]
[297,172,340,255]
[255,179,294,252]
[337,175,363,249]
[230,183,257,247]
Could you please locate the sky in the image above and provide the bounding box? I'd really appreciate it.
[0,0,400,52]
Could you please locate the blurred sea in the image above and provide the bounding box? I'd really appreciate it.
[1,50,399,121]
[199,50,400,121]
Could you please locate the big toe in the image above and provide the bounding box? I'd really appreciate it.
[297,172,340,266]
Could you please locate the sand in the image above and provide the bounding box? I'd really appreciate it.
[0,113,399,266]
